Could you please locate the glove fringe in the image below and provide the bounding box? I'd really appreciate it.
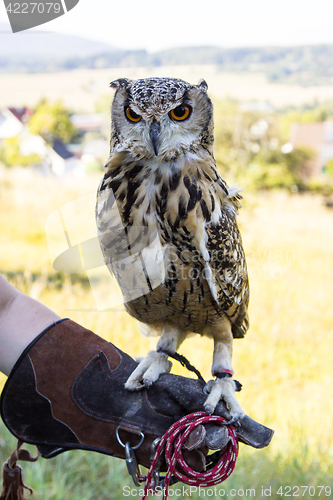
[0,441,40,500]
[0,462,32,500]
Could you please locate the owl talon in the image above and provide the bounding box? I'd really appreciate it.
[221,414,243,426]
[204,403,214,415]
[203,379,215,396]
[125,380,145,391]
[203,378,244,419]
[125,351,172,391]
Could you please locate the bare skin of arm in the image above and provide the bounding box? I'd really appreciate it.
[0,274,60,376]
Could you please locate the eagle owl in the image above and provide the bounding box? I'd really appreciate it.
[96,77,249,421]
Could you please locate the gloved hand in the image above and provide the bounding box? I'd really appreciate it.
[0,319,273,482]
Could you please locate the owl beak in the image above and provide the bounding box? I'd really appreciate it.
[149,120,160,156]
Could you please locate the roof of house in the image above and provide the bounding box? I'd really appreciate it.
[51,138,74,160]
[0,108,25,138]
[7,107,33,124]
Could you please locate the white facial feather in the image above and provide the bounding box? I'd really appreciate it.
[110,78,213,161]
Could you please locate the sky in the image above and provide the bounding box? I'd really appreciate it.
[1,0,333,52]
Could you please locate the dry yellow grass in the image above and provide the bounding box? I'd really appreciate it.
[1,66,333,111]
[237,192,333,453]
[0,166,332,482]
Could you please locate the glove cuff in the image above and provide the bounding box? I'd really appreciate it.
[0,319,176,467]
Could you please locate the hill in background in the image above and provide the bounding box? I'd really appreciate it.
[1,24,333,86]
[0,22,115,63]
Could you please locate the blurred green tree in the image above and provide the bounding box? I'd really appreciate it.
[213,98,319,190]
[0,136,41,167]
[28,99,77,144]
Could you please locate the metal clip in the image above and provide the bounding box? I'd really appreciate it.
[150,438,179,493]
[150,438,162,461]
[116,427,145,486]
[150,438,163,489]
[125,442,141,486]
[149,438,179,489]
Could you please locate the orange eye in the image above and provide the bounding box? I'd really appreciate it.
[125,106,142,123]
[169,104,192,121]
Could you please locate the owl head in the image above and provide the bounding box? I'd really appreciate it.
[109,77,214,161]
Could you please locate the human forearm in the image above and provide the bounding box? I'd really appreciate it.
[0,274,60,375]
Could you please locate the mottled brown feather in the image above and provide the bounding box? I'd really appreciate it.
[96,77,249,343]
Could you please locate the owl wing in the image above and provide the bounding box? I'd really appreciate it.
[205,207,250,338]
[96,169,164,304]
[172,171,250,339]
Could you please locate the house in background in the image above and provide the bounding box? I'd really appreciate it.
[290,121,333,176]
[47,138,81,176]
[19,133,82,176]
[0,107,33,139]
[70,113,105,134]
[0,107,83,176]
[69,112,109,169]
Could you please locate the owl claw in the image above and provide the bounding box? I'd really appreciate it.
[125,379,145,391]
[203,379,215,396]
[203,402,214,415]
[222,414,242,426]
[125,351,172,391]
[203,378,244,421]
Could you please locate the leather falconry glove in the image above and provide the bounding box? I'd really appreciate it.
[0,319,273,497]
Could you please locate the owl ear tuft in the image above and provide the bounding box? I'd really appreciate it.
[110,78,130,90]
[197,79,208,92]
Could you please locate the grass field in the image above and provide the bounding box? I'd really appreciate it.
[2,65,333,112]
[0,166,332,499]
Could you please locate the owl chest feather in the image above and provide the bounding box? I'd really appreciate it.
[108,155,225,260]
[97,153,247,331]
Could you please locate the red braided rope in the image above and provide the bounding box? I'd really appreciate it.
[139,412,238,500]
